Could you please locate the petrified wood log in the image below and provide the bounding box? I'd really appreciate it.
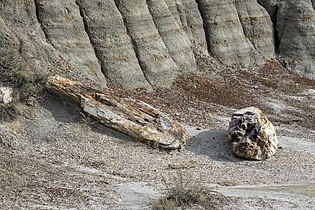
[227,107,278,160]
[46,75,187,149]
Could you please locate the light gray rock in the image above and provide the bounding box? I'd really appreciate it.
[0,1,59,75]
[34,0,107,88]
[0,87,13,105]
[197,0,274,66]
[146,0,197,73]
[277,0,315,79]
[164,0,209,56]
[115,182,160,210]
[1,0,314,89]
[0,1,104,89]
[257,0,279,16]
[235,0,275,60]
[182,0,209,56]
[76,0,150,89]
[227,107,278,160]
[0,17,29,75]
[115,0,179,87]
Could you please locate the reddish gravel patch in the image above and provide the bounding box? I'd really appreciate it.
[107,59,315,130]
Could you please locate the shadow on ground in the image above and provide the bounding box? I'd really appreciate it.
[42,93,149,147]
[186,129,243,163]
[39,93,82,124]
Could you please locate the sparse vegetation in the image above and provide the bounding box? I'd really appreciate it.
[0,39,48,102]
[1,68,48,101]
[0,64,47,121]
[152,172,229,210]
[0,41,48,123]
[0,104,17,122]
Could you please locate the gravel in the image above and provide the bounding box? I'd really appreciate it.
[0,59,314,209]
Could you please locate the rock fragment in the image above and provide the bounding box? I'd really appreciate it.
[227,107,278,160]
[0,87,13,105]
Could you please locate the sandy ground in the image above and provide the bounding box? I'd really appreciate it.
[0,60,315,209]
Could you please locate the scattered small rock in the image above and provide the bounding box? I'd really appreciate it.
[26,96,37,107]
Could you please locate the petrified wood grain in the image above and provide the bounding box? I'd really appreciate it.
[46,75,187,149]
[227,107,278,160]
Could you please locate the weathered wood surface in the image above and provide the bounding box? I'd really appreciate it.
[46,75,187,149]
[227,107,278,160]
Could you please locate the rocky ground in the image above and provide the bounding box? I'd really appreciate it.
[0,59,315,209]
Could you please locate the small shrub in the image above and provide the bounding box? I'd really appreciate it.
[152,172,230,210]
[0,64,47,122]
[152,173,212,210]
[1,68,48,101]
[152,198,177,210]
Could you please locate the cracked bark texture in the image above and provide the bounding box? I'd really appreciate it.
[0,0,314,89]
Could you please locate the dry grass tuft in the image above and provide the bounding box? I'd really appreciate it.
[152,172,229,210]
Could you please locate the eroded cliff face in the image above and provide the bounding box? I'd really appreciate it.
[258,0,315,79]
[0,0,314,89]
[277,0,315,78]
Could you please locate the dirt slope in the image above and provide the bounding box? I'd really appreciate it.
[0,60,314,209]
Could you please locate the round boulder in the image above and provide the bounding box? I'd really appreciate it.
[227,107,278,160]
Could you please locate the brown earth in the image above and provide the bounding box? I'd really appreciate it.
[0,59,315,209]
[109,59,315,132]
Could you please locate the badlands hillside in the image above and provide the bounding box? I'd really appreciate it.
[1,0,315,209]
[1,0,315,88]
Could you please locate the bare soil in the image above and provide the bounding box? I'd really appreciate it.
[0,59,315,209]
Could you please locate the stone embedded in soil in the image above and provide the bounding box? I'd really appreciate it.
[46,75,187,149]
[0,87,13,105]
[227,107,278,160]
